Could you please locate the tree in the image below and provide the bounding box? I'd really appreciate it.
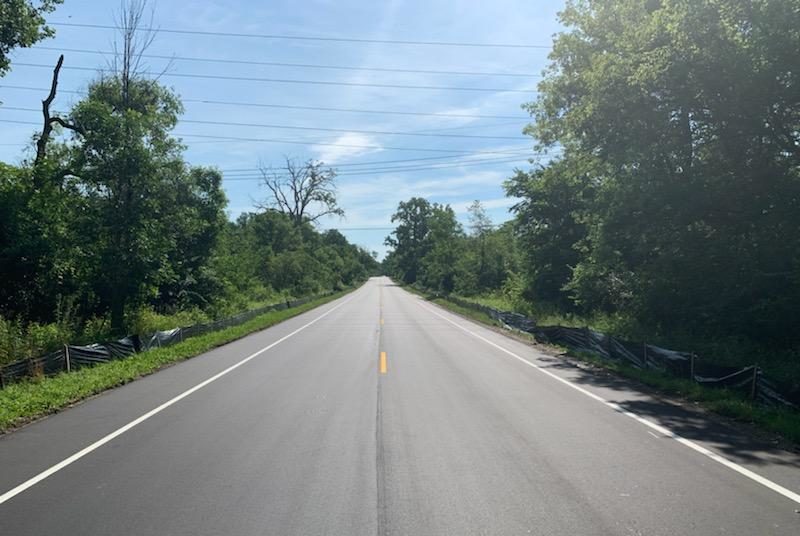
[522,0,800,341]
[0,0,62,77]
[62,0,225,333]
[420,204,464,293]
[505,157,595,310]
[259,158,344,226]
[384,197,433,284]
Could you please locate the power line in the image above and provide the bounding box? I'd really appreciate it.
[223,156,530,179]
[13,63,536,93]
[50,22,552,49]
[0,119,39,126]
[0,117,533,155]
[178,119,523,140]
[176,133,532,155]
[187,99,528,120]
[0,85,530,120]
[33,46,541,78]
[324,227,396,231]
[0,106,525,140]
[219,151,534,171]
[224,154,531,175]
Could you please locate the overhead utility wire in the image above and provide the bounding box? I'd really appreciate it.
[12,63,535,93]
[178,119,523,140]
[33,46,541,78]
[177,133,533,155]
[0,85,530,120]
[50,22,552,49]
[222,157,530,179]
[222,154,533,175]
[219,151,536,171]
[0,107,524,140]
[0,118,533,155]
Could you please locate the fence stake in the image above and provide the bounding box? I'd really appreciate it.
[750,365,758,400]
[64,344,71,372]
[690,353,695,381]
[643,343,648,369]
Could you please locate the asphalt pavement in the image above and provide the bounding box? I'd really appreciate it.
[1,277,799,535]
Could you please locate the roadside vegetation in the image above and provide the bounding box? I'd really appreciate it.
[383,0,800,399]
[384,0,800,445]
[0,290,351,432]
[0,1,378,368]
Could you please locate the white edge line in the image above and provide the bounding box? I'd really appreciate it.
[416,299,800,505]
[0,292,358,506]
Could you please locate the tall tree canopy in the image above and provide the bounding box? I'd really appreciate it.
[509,0,800,342]
[0,0,62,77]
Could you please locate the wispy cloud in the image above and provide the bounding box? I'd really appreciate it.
[312,133,384,164]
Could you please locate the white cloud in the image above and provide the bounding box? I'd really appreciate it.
[312,133,384,164]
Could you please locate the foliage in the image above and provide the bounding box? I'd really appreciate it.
[0,0,62,77]
[0,26,376,358]
[384,198,518,294]
[511,0,800,347]
[0,290,352,432]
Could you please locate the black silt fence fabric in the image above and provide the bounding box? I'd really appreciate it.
[67,344,111,368]
[440,294,795,409]
[0,291,335,389]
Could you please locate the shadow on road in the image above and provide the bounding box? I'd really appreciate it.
[536,353,800,469]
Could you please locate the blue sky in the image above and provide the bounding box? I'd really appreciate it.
[0,0,565,257]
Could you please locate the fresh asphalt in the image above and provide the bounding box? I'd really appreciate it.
[1,277,799,535]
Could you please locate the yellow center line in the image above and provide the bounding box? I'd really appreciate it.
[380,351,387,374]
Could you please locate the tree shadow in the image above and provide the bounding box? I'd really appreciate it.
[536,354,800,468]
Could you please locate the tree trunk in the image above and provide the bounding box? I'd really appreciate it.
[111,287,126,336]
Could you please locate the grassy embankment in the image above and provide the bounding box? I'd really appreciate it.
[411,288,800,445]
[0,289,352,432]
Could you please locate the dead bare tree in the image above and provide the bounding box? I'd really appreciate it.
[258,157,345,225]
[111,0,160,102]
[34,54,84,178]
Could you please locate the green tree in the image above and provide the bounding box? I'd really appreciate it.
[505,157,595,310]
[385,197,433,284]
[67,76,189,332]
[0,0,62,77]
[523,0,800,341]
[420,204,464,293]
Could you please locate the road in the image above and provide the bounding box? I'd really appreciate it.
[1,277,799,535]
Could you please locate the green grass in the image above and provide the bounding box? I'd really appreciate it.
[427,292,800,446]
[0,289,353,433]
[458,292,800,404]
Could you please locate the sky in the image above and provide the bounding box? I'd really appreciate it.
[0,0,566,258]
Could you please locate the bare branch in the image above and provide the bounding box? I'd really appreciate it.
[35,55,84,171]
[257,157,344,225]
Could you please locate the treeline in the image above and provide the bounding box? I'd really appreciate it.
[385,0,800,372]
[0,2,377,363]
[383,198,519,297]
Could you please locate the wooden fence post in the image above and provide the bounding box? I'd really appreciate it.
[690,353,695,381]
[64,344,71,372]
[750,365,759,400]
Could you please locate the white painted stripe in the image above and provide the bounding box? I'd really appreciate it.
[0,292,357,506]
[417,299,800,505]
